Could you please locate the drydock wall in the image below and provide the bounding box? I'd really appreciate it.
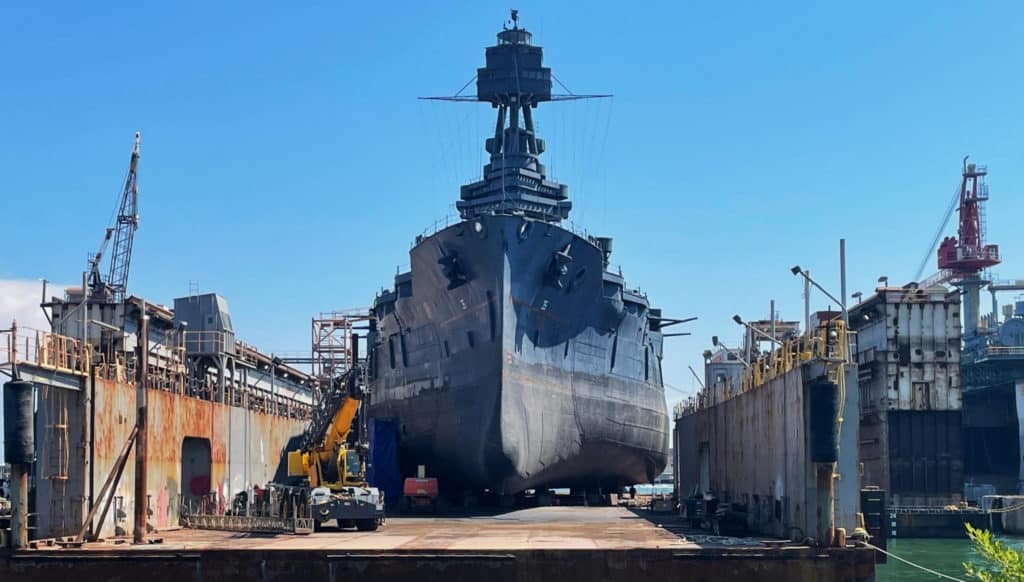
[34,376,306,538]
[1,546,877,582]
[962,379,1024,494]
[674,363,860,541]
[850,287,963,505]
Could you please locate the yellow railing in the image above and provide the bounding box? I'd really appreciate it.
[679,320,852,416]
[1,325,91,376]
[740,319,850,392]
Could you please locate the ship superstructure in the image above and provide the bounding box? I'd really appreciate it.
[367,13,670,494]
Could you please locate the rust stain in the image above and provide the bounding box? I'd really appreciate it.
[80,377,306,537]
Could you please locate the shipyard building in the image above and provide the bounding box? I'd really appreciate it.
[848,284,963,506]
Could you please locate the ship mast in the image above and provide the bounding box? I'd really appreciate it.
[421,11,609,223]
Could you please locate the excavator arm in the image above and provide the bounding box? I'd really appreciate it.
[323,396,360,453]
[287,367,366,489]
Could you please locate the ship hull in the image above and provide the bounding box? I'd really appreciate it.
[369,214,668,493]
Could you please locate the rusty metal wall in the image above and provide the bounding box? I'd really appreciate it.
[33,383,86,538]
[675,363,860,541]
[676,366,808,538]
[35,376,306,538]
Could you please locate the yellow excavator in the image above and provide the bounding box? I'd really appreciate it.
[285,366,384,532]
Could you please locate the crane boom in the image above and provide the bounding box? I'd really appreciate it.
[301,366,364,452]
[89,132,141,302]
[106,132,141,302]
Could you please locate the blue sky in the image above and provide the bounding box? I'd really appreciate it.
[2,1,1023,407]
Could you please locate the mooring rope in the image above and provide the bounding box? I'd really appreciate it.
[860,542,967,582]
[985,502,1024,514]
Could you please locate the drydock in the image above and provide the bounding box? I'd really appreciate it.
[0,11,883,582]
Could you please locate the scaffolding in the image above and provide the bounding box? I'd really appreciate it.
[310,310,371,403]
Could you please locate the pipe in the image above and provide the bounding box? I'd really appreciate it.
[133,303,149,544]
[991,287,999,326]
[40,279,51,325]
[804,269,811,335]
[78,425,137,542]
[687,365,705,390]
[840,239,848,327]
[744,325,752,365]
[82,272,94,535]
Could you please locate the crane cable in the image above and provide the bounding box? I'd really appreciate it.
[914,186,961,282]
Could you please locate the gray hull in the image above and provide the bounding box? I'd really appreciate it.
[369,214,669,493]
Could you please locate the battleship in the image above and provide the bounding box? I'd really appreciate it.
[367,13,671,495]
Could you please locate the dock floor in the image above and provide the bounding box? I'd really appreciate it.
[102,507,692,551]
[3,507,876,581]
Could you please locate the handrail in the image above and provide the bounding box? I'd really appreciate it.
[984,346,1024,355]
[1,325,91,376]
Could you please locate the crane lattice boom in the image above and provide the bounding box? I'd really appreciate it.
[89,132,141,302]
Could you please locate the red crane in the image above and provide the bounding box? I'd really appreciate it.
[916,156,1002,339]
[936,156,1000,277]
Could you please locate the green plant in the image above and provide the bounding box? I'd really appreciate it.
[964,523,1024,581]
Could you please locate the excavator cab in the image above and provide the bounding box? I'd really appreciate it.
[343,449,364,482]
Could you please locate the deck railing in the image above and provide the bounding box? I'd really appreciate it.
[1,324,91,377]
[678,320,853,416]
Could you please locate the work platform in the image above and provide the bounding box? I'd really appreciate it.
[2,508,875,581]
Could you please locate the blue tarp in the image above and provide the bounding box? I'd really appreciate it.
[367,418,402,508]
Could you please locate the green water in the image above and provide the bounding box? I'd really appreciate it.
[877,537,1024,581]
